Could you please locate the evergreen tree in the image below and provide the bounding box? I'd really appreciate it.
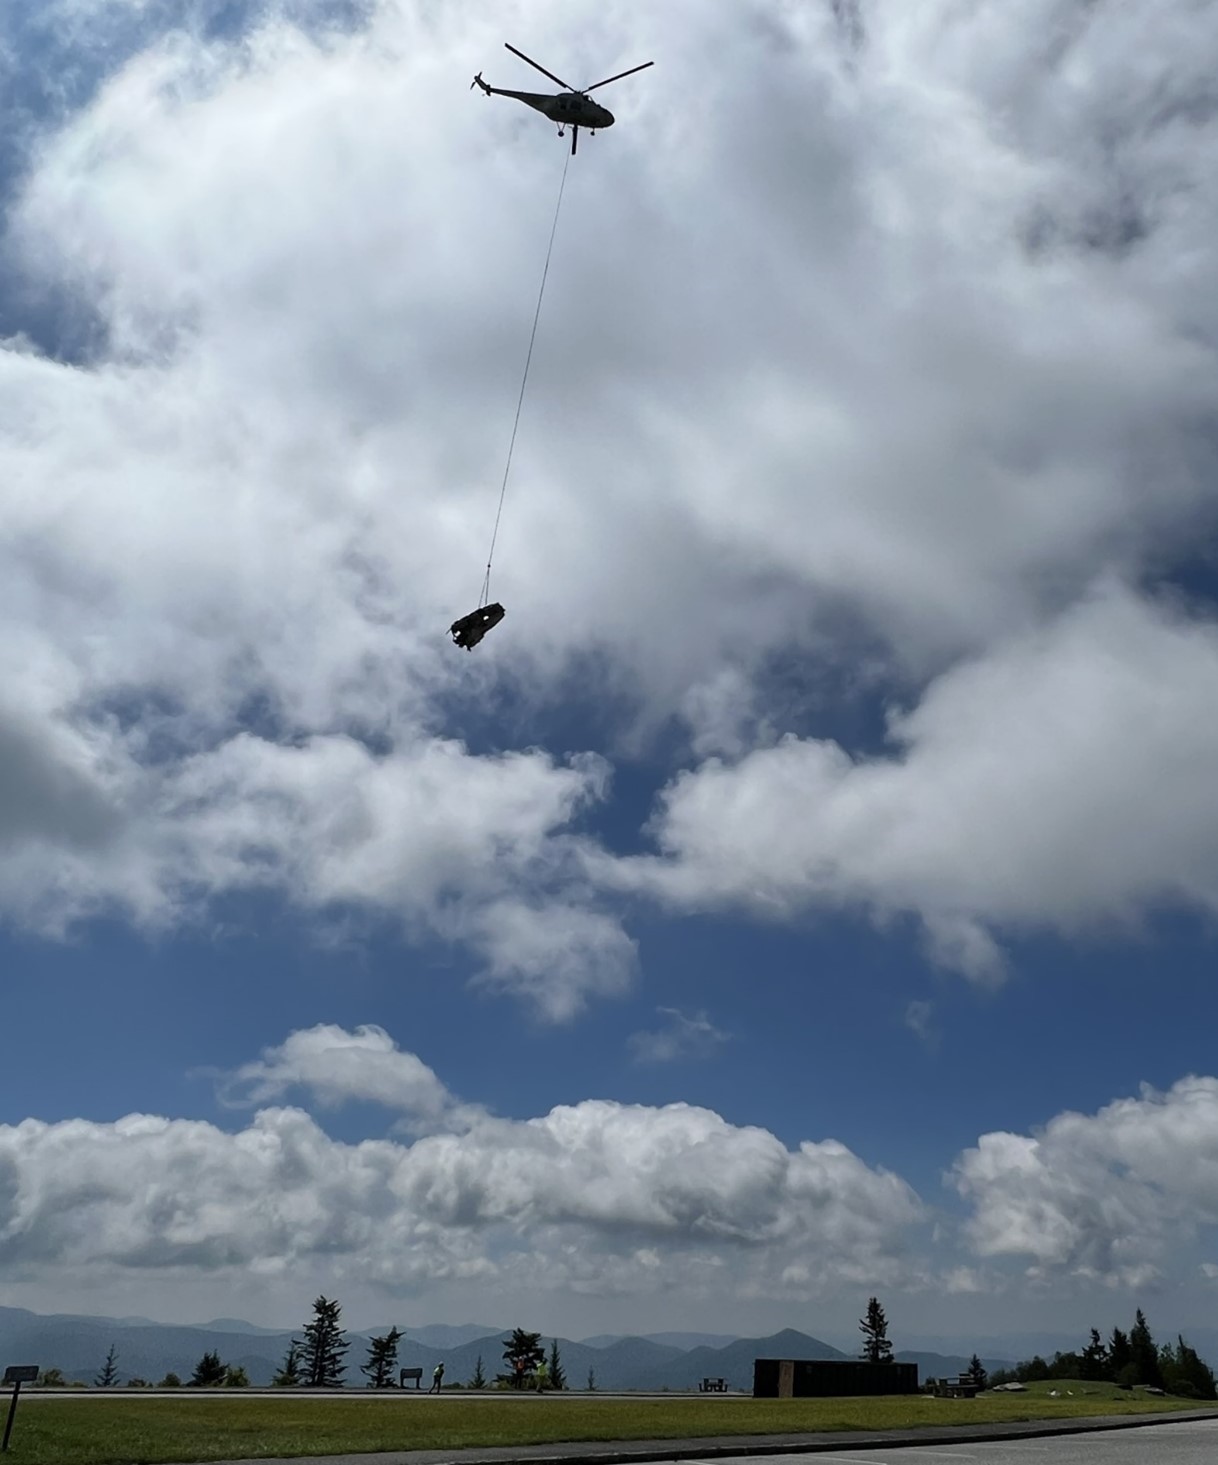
[95,1343,120,1388]
[159,1373,182,1388]
[1016,1355,1050,1383]
[1080,1328,1110,1381]
[296,1295,350,1388]
[223,1365,249,1388]
[1129,1309,1164,1389]
[1162,1336,1217,1401]
[470,1354,487,1389]
[586,1366,597,1392]
[1108,1327,1132,1380]
[964,1355,987,1390]
[500,1328,545,1389]
[1049,1350,1082,1379]
[859,1297,893,1364]
[360,1327,403,1389]
[273,1342,302,1387]
[548,1338,566,1392]
[190,1351,227,1387]
[1183,1337,1217,1400]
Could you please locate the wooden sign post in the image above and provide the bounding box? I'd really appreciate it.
[2,1366,39,1453]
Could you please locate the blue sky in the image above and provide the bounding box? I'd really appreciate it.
[3,0,1218,1354]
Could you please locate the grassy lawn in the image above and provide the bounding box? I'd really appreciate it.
[8,1386,1214,1465]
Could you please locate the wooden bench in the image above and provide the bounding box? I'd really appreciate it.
[399,1368,423,1389]
[699,1377,728,1393]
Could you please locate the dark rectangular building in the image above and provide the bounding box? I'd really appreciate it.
[753,1358,919,1398]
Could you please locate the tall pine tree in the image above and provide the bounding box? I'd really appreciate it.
[859,1297,893,1363]
[296,1295,350,1388]
[500,1328,545,1388]
[1080,1328,1110,1381]
[1129,1309,1164,1389]
[95,1344,120,1388]
[360,1327,403,1389]
[548,1339,566,1391]
[469,1354,487,1389]
[1109,1327,1132,1381]
[273,1342,302,1387]
[190,1351,227,1387]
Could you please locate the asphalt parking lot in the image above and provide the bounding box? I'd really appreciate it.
[681,1415,1218,1465]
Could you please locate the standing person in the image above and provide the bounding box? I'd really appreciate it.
[535,1356,549,1392]
[430,1361,445,1394]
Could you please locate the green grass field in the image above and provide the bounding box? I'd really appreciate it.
[9,1384,1213,1465]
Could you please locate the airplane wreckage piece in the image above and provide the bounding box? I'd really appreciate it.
[450,602,505,651]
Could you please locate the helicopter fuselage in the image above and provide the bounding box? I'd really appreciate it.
[482,85,614,130]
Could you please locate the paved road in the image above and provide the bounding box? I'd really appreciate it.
[694,1415,1218,1464]
[156,1412,1218,1465]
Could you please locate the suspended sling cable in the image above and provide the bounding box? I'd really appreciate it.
[480,149,571,607]
[448,151,571,653]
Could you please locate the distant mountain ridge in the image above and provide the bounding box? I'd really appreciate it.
[359,1323,505,1350]
[0,1305,1058,1389]
[192,1318,292,1337]
[0,1309,845,1389]
[580,1331,739,1351]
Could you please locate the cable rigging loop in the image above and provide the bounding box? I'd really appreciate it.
[479,148,571,609]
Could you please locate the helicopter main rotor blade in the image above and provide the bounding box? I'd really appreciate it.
[504,43,577,93]
[583,60,654,93]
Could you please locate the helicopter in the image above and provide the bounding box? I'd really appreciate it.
[472,43,653,155]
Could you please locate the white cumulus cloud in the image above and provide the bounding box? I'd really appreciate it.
[0,1027,926,1304]
[214,1023,484,1133]
[952,1076,1218,1284]
[604,585,1218,979]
